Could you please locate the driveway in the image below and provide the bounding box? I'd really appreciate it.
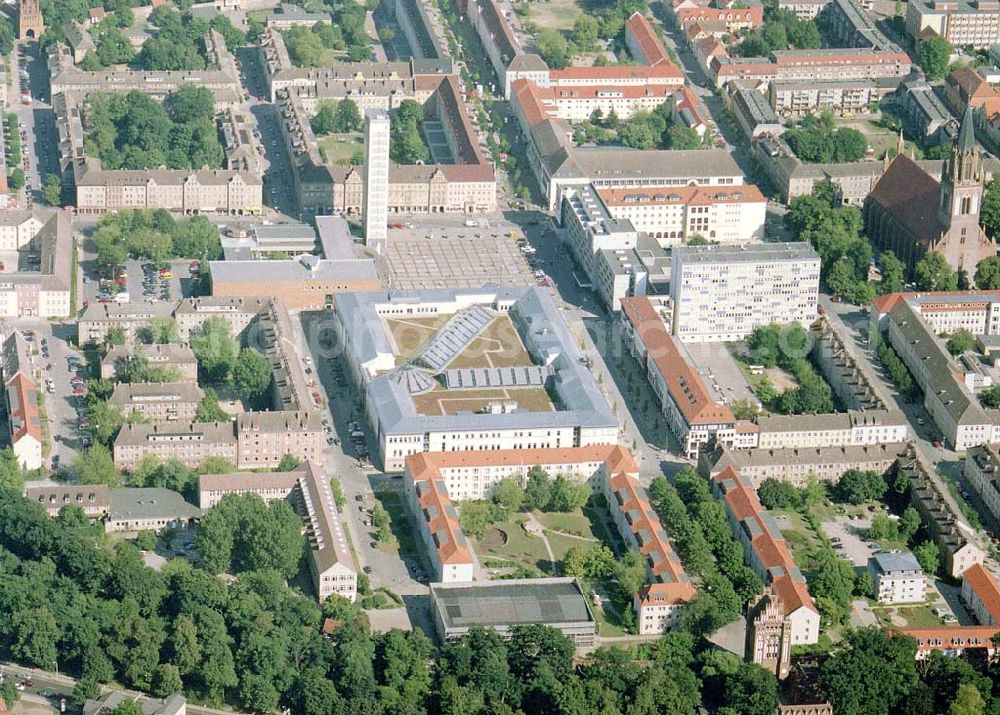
[821,515,873,566]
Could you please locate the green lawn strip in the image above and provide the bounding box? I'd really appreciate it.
[373,491,417,556]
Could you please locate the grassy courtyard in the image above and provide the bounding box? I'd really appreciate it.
[520,0,582,31]
[373,491,418,558]
[317,132,363,165]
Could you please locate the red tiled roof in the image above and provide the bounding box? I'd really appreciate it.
[414,477,472,565]
[511,78,551,127]
[620,296,735,426]
[871,290,1000,315]
[964,563,1000,622]
[713,466,817,617]
[407,445,638,476]
[867,155,943,244]
[899,625,1000,651]
[598,184,765,206]
[549,63,683,83]
[625,12,673,68]
[609,470,694,605]
[7,373,40,443]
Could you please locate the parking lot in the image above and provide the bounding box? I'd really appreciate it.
[81,258,198,309]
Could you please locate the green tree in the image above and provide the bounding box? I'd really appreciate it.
[524,466,552,511]
[42,174,62,206]
[536,29,570,69]
[231,347,272,405]
[913,540,940,575]
[981,384,1000,408]
[277,454,301,472]
[919,36,953,80]
[191,317,239,383]
[837,469,888,504]
[10,607,60,669]
[491,478,525,513]
[459,501,492,539]
[284,25,326,67]
[915,251,958,291]
[980,179,1000,238]
[95,26,135,66]
[333,98,362,132]
[572,15,599,51]
[821,628,919,715]
[946,329,975,355]
[975,255,1000,288]
[546,474,588,512]
[877,251,906,294]
[88,400,125,446]
[195,387,229,422]
[311,101,338,136]
[949,683,986,715]
[7,168,25,192]
[757,478,801,510]
[73,444,122,487]
[667,123,701,150]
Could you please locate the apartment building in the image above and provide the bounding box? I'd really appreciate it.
[0,210,73,319]
[559,185,653,312]
[100,344,199,382]
[755,411,909,450]
[883,300,1000,451]
[195,463,357,600]
[710,48,911,88]
[603,468,695,633]
[528,83,680,123]
[777,0,830,18]
[24,484,110,518]
[871,290,1000,335]
[403,445,637,502]
[3,329,41,471]
[624,12,673,67]
[595,184,767,246]
[868,551,927,604]
[703,442,907,487]
[73,166,263,216]
[468,0,548,98]
[275,78,496,217]
[620,296,737,458]
[47,30,242,107]
[768,80,892,117]
[172,296,270,340]
[674,4,764,32]
[725,82,785,140]
[713,466,820,644]
[964,444,1000,524]
[235,412,324,469]
[669,243,821,342]
[907,0,1000,49]
[114,421,238,469]
[336,287,617,472]
[105,487,203,533]
[903,563,1000,658]
[78,297,268,345]
[897,446,986,578]
[961,563,1000,626]
[404,459,475,584]
[108,382,205,423]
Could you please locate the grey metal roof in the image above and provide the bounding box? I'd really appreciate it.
[572,147,743,181]
[673,241,820,265]
[340,287,615,436]
[109,488,203,522]
[431,577,595,629]
[871,550,922,574]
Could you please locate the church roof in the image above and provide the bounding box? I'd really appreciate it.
[958,105,977,153]
[867,155,943,244]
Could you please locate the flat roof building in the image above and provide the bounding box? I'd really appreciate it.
[669,242,820,342]
[335,287,616,472]
[429,578,597,645]
[105,487,203,534]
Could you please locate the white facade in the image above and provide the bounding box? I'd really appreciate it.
[670,243,821,342]
[869,553,927,604]
[12,433,41,472]
[363,110,390,249]
[597,185,767,247]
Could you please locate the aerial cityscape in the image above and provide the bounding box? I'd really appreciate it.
[3,0,1000,712]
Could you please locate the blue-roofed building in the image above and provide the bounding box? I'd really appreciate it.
[868,551,927,604]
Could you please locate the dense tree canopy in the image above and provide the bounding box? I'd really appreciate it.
[915,251,958,291]
[93,210,222,279]
[390,100,430,165]
[918,36,952,80]
[784,112,868,164]
[85,89,223,171]
[196,493,303,578]
[736,7,820,56]
[134,7,209,71]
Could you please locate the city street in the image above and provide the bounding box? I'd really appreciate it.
[819,295,1000,563]
[9,41,60,206]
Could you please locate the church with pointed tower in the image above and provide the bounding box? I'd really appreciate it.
[863,106,996,278]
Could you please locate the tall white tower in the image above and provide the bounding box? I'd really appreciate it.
[363,109,390,251]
